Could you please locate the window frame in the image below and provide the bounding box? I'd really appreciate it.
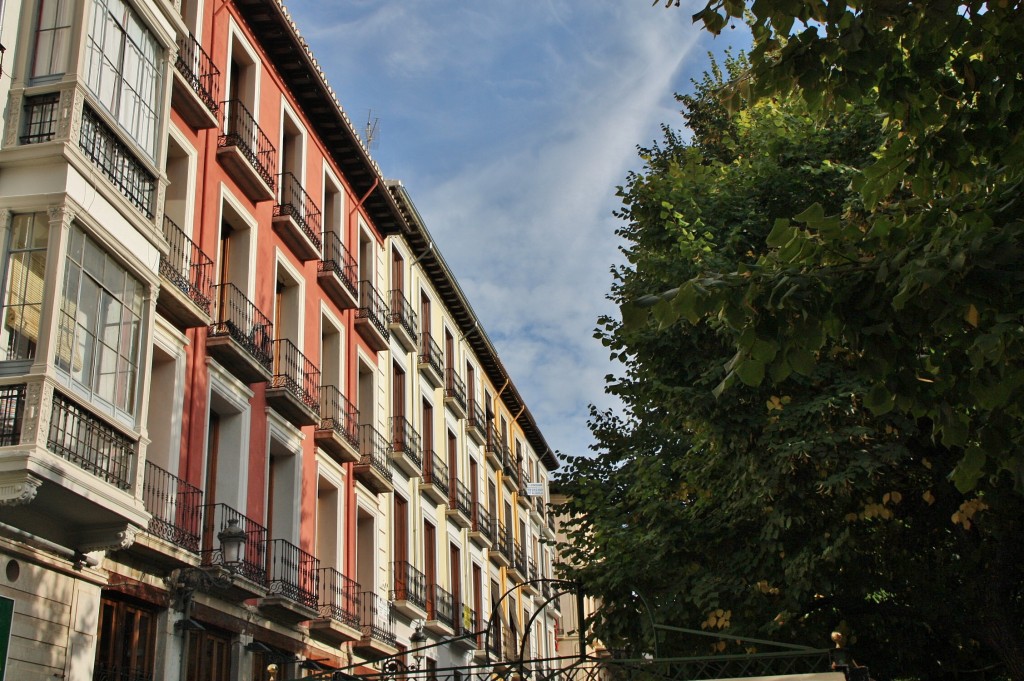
[83,0,165,161]
[55,221,146,423]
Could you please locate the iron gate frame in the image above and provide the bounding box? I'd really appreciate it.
[288,580,833,681]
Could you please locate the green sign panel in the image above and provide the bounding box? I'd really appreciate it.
[0,595,13,681]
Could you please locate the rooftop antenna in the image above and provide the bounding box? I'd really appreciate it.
[363,110,380,151]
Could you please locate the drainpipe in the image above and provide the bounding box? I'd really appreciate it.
[0,520,99,568]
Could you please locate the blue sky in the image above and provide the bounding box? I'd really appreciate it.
[286,0,747,460]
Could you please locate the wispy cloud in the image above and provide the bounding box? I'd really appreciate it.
[289,0,726,457]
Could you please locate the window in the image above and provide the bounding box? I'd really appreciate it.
[31,0,74,79]
[84,0,164,160]
[187,628,232,681]
[56,223,144,419]
[94,597,156,681]
[1,213,49,361]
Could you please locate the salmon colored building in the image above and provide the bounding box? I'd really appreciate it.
[0,0,560,678]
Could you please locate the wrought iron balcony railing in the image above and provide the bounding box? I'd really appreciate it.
[175,31,220,114]
[389,415,422,470]
[21,93,60,144]
[356,280,389,339]
[266,538,319,609]
[471,502,493,541]
[448,478,472,518]
[444,368,467,411]
[427,583,454,627]
[0,385,24,446]
[210,283,274,371]
[317,567,360,628]
[48,392,134,490]
[391,560,426,610]
[275,172,322,251]
[201,503,268,585]
[496,522,513,561]
[360,591,396,646]
[484,424,501,456]
[422,449,449,497]
[80,105,156,218]
[466,399,486,439]
[271,338,320,415]
[388,289,418,343]
[319,231,358,298]
[319,385,358,447]
[419,334,443,376]
[358,424,392,482]
[160,216,213,315]
[219,99,277,192]
[512,541,526,576]
[142,460,202,552]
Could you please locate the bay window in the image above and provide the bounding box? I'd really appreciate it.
[56,223,144,420]
[83,0,163,161]
[1,213,49,361]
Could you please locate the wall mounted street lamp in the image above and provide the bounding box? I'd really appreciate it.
[167,518,248,626]
[381,622,428,679]
[410,622,427,669]
[218,517,247,568]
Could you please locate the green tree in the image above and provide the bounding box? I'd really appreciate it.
[557,54,1024,680]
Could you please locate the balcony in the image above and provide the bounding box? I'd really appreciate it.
[545,510,557,540]
[267,339,320,427]
[425,583,454,635]
[259,538,320,624]
[80,105,156,218]
[355,281,390,352]
[200,503,268,599]
[354,424,393,494]
[501,452,520,493]
[466,400,486,445]
[135,460,203,563]
[489,521,512,568]
[1,385,149,552]
[446,478,472,529]
[444,369,468,419]
[523,559,539,596]
[172,30,219,128]
[518,470,533,510]
[419,449,449,505]
[310,568,361,645]
[315,386,359,465]
[484,425,502,469]
[389,415,422,477]
[217,99,276,202]
[417,334,443,389]
[273,172,322,261]
[158,216,213,328]
[317,231,358,310]
[508,541,527,583]
[469,502,493,549]
[353,591,397,659]
[391,560,427,619]
[387,289,418,353]
[208,283,273,383]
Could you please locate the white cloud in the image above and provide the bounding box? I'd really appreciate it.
[290,0,716,457]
